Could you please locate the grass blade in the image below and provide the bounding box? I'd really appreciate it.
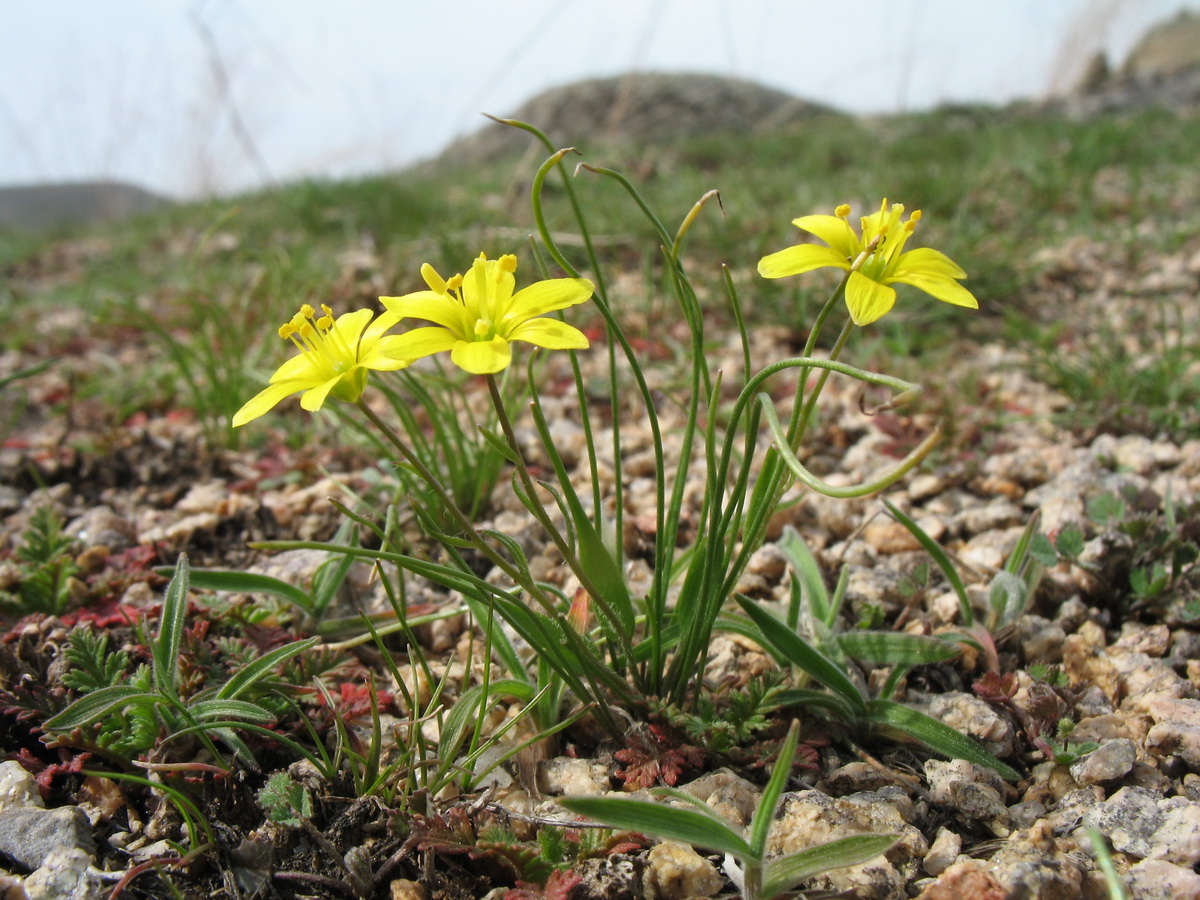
[559,796,752,858]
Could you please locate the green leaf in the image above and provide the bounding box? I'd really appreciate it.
[44,685,157,730]
[559,797,752,858]
[439,679,536,766]
[762,835,898,898]
[188,699,278,724]
[883,500,973,627]
[1029,533,1059,567]
[216,637,320,701]
[1055,525,1085,561]
[478,425,521,465]
[750,720,799,858]
[736,596,866,712]
[864,699,1020,781]
[836,632,961,665]
[778,526,831,627]
[987,571,1029,630]
[153,554,190,699]
[182,569,314,615]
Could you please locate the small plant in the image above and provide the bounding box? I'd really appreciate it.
[561,720,897,900]
[0,505,81,617]
[44,554,320,767]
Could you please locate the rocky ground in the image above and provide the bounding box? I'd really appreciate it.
[2,208,1200,900]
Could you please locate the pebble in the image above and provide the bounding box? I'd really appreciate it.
[768,790,927,900]
[0,761,43,812]
[538,758,610,797]
[1069,738,1136,784]
[985,822,1084,899]
[1145,697,1200,768]
[923,692,1017,758]
[66,505,135,551]
[1125,859,1200,900]
[0,806,94,870]
[914,860,1006,900]
[925,760,1007,823]
[679,769,759,827]
[922,827,961,876]
[1081,785,1200,864]
[21,846,107,900]
[643,841,723,899]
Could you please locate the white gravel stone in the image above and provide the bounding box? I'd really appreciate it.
[925,760,1008,822]
[537,758,610,797]
[644,841,723,899]
[1069,738,1137,784]
[922,826,962,876]
[0,761,43,813]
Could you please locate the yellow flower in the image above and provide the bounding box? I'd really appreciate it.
[380,253,593,375]
[758,200,979,326]
[232,304,411,427]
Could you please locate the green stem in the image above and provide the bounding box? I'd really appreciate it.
[484,375,627,649]
[354,398,557,617]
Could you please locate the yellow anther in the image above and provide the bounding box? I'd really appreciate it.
[835,204,851,218]
[476,251,489,261]
[498,254,518,273]
[278,323,295,340]
[447,273,464,292]
[316,315,333,330]
[299,304,315,318]
[298,322,314,338]
[320,303,333,318]
[421,263,447,294]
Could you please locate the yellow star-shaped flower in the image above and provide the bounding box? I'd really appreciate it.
[380,253,593,375]
[232,304,411,427]
[758,200,979,326]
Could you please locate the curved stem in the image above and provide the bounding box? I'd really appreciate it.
[354,398,557,616]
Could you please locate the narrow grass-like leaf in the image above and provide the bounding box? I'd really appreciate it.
[750,719,799,858]
[763,835,898,898]
[188,699,278,723]
[865,699,1020,781]
[778,526,831,627]
[181,569,314,615]
[215,636,320,701]
[478,425,521,464]
[153,554,190,699]
[836,632,961,665]
[44,685,153,730]
[882,500,972,626]
[737,596,866,713]
[560,797,752,858]
[439,678,536,767]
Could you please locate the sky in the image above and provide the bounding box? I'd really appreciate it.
[2,0,1196,199]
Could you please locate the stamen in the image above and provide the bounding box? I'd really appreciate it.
[835,204,851,219]
[278,323,295,340]
[498,254,518,274]
[474,319,491,338]
[447,273,464,293]
[421,263,447,294]
[299,304,315,318]
[320,303,333,318]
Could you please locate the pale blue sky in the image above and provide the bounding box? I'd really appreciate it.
[2,0,1195,197]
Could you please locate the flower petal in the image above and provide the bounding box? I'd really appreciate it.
[891,271,980,309]
[358,334,418,370]
[793,214,859,259]
[380,292,466,333]
[844,271,896,326]
[891,247,968,280]
[451,337,511,374]
[504,278,594,324]
[507,317,590,350]
[758,244,849,279]
[268,352,320,384]
[361,308,405,348]
[232,381,304,427]
[331,308,374,346]
[382,326,459,362]
[299,375,345,412]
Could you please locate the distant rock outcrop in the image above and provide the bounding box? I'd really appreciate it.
[0,180,171,231]
[1063,9,1200,116]
[438,72,841,165]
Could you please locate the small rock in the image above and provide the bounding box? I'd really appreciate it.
[390,879,428,900]
[538,758,610,797]
[66,505,135,551]
[1125,859,1200,900]
[1007,800,1046,830]
[924,692,1017,758]
[951,501,1024,537]
[1112,623,1171,657]
[0,806,95,870]
[1069,738,1136,784]
[679,769,759,827]
[22,846,106,900]
[925,760,1007,822]
[644,841,723,899]
[863,518,924,554]
[958,526,1026,573]
[570,854,645,900]
[1081,785,1200,864]
[914,860,1006,900]
[907,473,945,502]
[987,822,1084,899]
[1019,615,1066,663]
[1147,696,1200,768]
[922,827,961,876]
[0,761,43,812]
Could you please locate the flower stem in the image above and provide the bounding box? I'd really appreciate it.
[354,398,556,616]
